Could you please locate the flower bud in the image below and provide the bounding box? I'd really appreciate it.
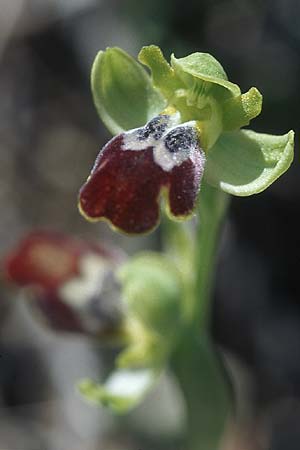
[118,252,183,338]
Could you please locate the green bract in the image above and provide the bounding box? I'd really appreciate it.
[90,44,294,198]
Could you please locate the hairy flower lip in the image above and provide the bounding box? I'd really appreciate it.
[78,186,198,236]
[78,117,206,235]
[78,193,160,236]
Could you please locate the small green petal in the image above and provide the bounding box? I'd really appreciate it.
[91,47,167,135]
[138,45,181,99]
[222,87,263,131]
[78,368,159,414]
[205,129,294,196]
[171,52,241,98]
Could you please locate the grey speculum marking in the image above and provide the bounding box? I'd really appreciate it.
[137,115,169,141]
[164,127,196,153]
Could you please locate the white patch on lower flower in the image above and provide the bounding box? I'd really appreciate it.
[105,369,153,398]
[59,253,109,309]
[59,253,121,334]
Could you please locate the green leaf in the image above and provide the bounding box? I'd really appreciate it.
[171,53,241,99]
[204,129,294,196]
[91,47,167,135]
[78,368,159,414]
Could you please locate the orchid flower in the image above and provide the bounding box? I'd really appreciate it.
[78,45,294,234]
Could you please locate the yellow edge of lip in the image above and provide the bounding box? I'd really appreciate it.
[78,199,159,237]
[160,186,196,223]
[78,162,196,236]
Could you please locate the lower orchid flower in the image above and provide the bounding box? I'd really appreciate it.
[4,232,186,413]
[4,230,124,338]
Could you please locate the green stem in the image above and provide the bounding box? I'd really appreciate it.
[195,182,229,329]
[172,330,231,450]
[169,182,231,450]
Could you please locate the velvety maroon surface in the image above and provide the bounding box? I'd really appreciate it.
[169,152,204,217]
[79,135,204,233]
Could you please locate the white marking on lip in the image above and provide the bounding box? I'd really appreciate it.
[153,121,199,172]
[121,113,181,152]
[121,114,201,172]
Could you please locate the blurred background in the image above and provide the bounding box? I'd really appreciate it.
[0,0,299,449]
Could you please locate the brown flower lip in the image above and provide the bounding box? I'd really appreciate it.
[78,116,206,234]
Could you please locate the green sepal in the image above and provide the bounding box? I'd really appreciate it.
[222,87,263,131]
[204,129,294,196]
[78,368,159,414]
[91,47,166,135]
[118,252,183,337]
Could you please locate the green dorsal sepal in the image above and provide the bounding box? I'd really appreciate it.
[91,47,166,135]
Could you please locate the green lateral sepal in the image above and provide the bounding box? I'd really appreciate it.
[204,129,294,196]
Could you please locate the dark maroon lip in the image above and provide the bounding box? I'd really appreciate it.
[79,133,205,234]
